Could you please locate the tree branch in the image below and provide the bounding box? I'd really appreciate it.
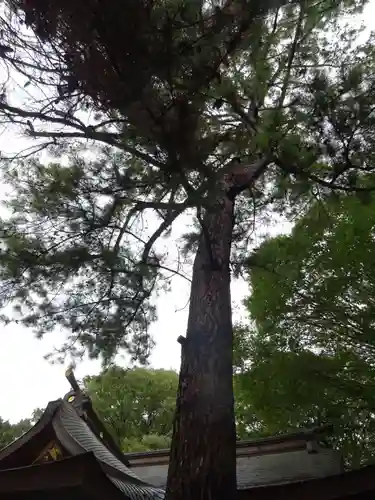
[141,208,185,264]
[277,0,306,110]
[27,129,165,169]
[226,156,271,199]
[0,101,166,169]
[275,158,375,193]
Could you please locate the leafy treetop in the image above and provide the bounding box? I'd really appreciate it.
[0,0,373,364]
[239,190,375,467]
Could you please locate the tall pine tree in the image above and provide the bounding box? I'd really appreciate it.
[0,0,374,498]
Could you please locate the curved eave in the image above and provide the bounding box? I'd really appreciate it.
[0,400,61,469]
[53,401,165,500]
[84,403,131,467]
[0,398,164,500]
[238,463,375,500]
[0,452,128,500]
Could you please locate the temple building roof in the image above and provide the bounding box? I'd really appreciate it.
[0,368,164,500]
[1,368,375,500]
[124,425,343,490]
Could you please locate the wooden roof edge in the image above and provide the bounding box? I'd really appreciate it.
[0,449,97,475]
[124,424,333,461]
[54,396,131,468]
[0,452,104,493]
[0,390,131,473]
[0,452,130,500]
[236,423,334,449]
[239,461,375,500]
[84,403,131,467]
[64,366,131,468]
[52,403,90,457]
[0,399,62,463]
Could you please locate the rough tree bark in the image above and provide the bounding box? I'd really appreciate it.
[166,159,269,500]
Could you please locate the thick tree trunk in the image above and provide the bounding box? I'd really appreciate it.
[166,193,237,500]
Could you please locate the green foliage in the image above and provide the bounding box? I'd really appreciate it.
[0,407,47,451]
[240,191,375,466]
[122,434,172,453]
[248,191,375,357]
[0,417,32,450]
[232,325,254,374]
[0,356,267,453]
[0,368,177,453]
[0,154,158,364]
[84,359,268,448]
[85,366,178,450]
[0,0,374,365]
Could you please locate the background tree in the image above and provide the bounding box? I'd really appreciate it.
[85,367,178,452]
[30,408,45,423]
[84,350,263,449]
[0,0,374,498]
[238,190,375,467]
[0,357,257,455]
[0,417,32,450]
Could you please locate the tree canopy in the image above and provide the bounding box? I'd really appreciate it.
[0,417,32,450]
[1,0,375,497]
[0,368,177,453]
[84,366,178,452]
[0,0,372,360]
[0,362,260,453]
[240,191,375,467]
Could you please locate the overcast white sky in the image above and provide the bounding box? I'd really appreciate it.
[0,2,374,424]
